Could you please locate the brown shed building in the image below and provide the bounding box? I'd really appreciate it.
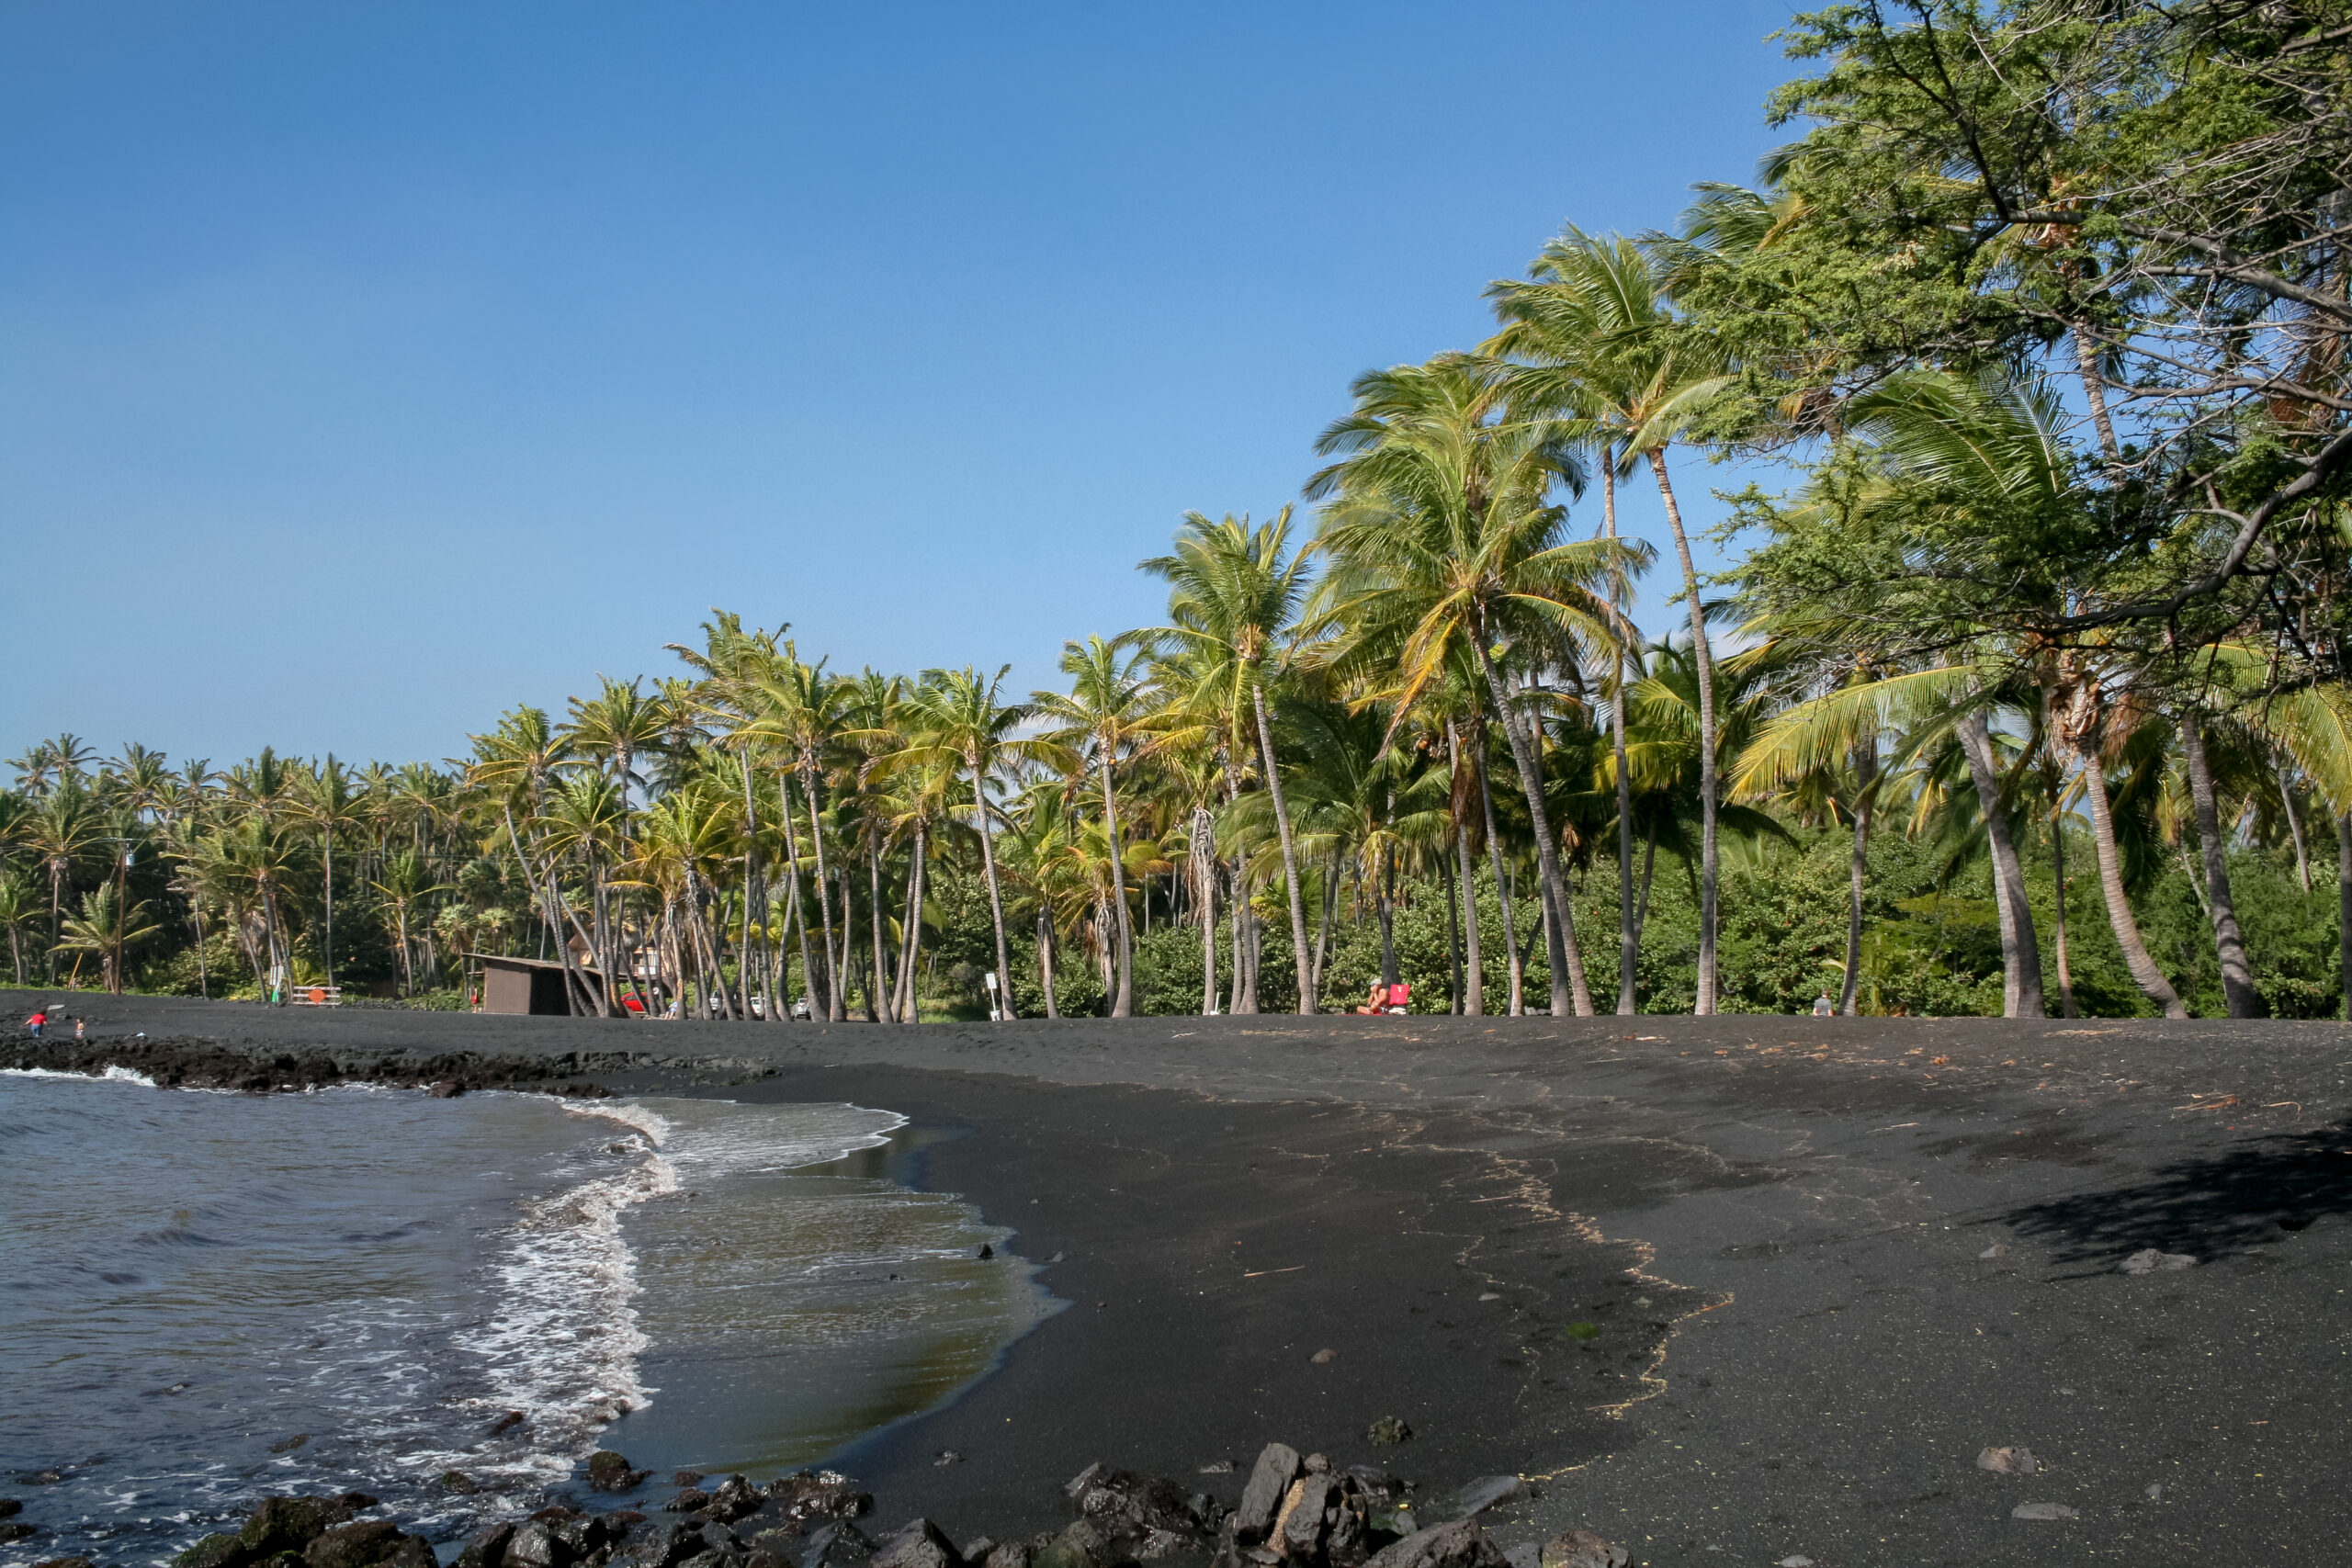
[470,953,579,1015]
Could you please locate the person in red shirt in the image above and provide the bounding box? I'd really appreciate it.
[26,1009,47,1037]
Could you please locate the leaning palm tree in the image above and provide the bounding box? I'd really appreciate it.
[1306,353,1646,1017]
[891,665,1049,1021]
[0,867,40,985]
[1140,511,1321,1013]
[1030,637,1154,1016]
[1487,228,1733,1010]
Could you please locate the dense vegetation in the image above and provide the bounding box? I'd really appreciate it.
[8,2,2349,1021]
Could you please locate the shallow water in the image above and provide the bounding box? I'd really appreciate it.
[0,1072,1054,1565]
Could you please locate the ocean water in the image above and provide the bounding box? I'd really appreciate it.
[0,1071,1055,1566]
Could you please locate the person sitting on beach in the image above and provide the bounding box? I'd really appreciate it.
[1353,982,1392,1015]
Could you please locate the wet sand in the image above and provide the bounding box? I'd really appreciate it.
[10,998,2350,1566]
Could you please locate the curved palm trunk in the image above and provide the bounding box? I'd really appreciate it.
[2278,767,2312,892]
[1840,738,1876,1016]
[2179,712,2258,1016]
[1645,450,1719,1014]
[1957,713,2047,1018]
[1100,750,1134,1018]
[1447,721,1483,1016]
[1252,687,1316,1014]
[895,822,928,1021]
[2077,737,2188,1017]
[322,836,334,987]
[1602,456,1638,1018]
[969,759,1016,1021]
[1474,642,1590,1015]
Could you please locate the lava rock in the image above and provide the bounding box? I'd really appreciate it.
[2118,1249,2196,1275]
[505,1522,568,1568]
[665,1492,713,1517]
[440,1473,481,1496]
[1362,1520,1506,1568]
[1236,1447,1303,1540]
[2010,1503,2080,1521]
[457,1522,517,1568]
[1031,1522,1110,1568]
[243,1497,358,1558]
[770,1472,872,1532]
[1538,1534,1625,1568]
[1450,1479,1524,1519]
[979,1544,1030,1568]
[304,1520,409,1568]
[1976,1447,2038,1475]
[589,1453,650,1494]
[1071,1469,1207,1543]
[707,1477,764,1523]
[1364,1420,1411,1449]
[0,1501,18,1519]
[1282,1476,1339,1561]
[801,1521,875,1568]
[430,1080,464,1098]
[175,1534,253,1568]
[871,1519,961,1568]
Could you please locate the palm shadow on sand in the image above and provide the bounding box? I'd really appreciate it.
[1996,1117,2352,1268]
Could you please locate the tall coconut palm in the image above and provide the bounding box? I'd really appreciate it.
[26,777,102,982]
[1031,637,1153,1016]
[1140,511,1321,1013]
[1486,228,1733,1011]
[291,755,367,987]
[1306,355,1645,1017]
[892,665,1047,1021]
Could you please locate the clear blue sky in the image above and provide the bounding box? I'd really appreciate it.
[3,2,1803,769]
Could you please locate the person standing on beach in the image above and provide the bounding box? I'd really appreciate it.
[26,1007,45,1037]
[1812,990,1835,1017]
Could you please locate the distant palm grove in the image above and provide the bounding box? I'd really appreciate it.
[9,4,2352,1021]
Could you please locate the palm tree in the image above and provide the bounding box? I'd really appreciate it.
[738,649,855,1020]
[1306,355,1645,1016]
[1031,637,1153,1015]
[369,849,448,996]
[26,778,102,982]
[893,665,1047,1021]
[291,755,367,987]
[52,885,162,993]
[1487,228,1733,1010]
[1140,511,1321,1013]
[0,868,40,984]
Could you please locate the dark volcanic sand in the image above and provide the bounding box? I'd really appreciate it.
[7,998,2350,1567]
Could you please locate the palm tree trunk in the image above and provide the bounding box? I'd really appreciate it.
[1446,722,1483,1016]
[1251,687,1316,1015]
[777,773,815,1021]
[1315,847,1340,1002]
[1193,807,1217,1014]
[2179,711,2258,1016]
[869,842,892,1022]
[1230,851,1253,1014]
[322,835,334,987]
[2077,736,2188,1017]
[1100,751,1134,1017]
[969,761,1016,1021]
[1645,449,1719,1014]
[1475,724,1523,1015]
[2278,767,2312,892]
[799,763,844,1021]
[1037,908,1059,1018]
[1603,455,1637,1018]
[1840,738,1876,1016]
[897,823,928,1021]
[1474,641,1589,1015]
[738,757,765,1020]
[1956,713,2047,1017]
[1376,844,1398,986]
[2052,806,2079,1018]
[1442,846,1463,1011]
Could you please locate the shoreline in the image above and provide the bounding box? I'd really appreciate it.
[6,998,2350,1565]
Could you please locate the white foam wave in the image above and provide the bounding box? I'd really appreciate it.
[1,1065,159,1087]
[438,1102,676,1489]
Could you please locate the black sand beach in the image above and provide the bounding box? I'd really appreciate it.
[7,998,2349,1566]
